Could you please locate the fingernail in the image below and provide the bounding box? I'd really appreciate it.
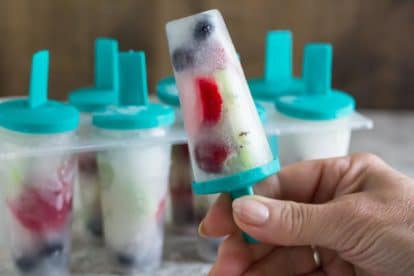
[233,197,269,225]
[198,221,207,237]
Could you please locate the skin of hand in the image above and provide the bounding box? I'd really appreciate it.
[199,153,414,276]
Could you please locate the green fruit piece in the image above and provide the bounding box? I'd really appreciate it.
[214,69,272,171]
[96,157,114,190]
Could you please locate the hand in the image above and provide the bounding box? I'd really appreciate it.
[199,153,414,276]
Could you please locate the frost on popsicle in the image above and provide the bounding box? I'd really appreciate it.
[166,10,272,180]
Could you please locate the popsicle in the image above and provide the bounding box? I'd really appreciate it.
[68,38,119,239]
[275,43,355,164]
[93,51,175,272]
[0,50,79,276]
[166,9,279,242]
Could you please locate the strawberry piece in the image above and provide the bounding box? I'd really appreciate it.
[196,77,223,125]
[8,158,76,233]
[194,142,230,173]
[156,197,167,221]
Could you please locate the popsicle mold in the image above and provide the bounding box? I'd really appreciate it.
[93,50,175,272]
[68,38,120,240]
[0,50,79,276]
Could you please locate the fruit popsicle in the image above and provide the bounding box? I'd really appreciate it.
[93,51,175,273]
[68,38,119,240]
[0,51,80,276]
[166,10,279,242]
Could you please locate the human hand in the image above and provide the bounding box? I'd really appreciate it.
[200,153,414,275]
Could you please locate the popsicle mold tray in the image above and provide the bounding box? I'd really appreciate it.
[0,36,373,161]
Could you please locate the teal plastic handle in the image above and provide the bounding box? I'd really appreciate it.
[95,38,120,91]
[29,50,49,108]
[265,30,292,82]
[119,51,149,106]
[303,43,332,95]
[230,186,258,244]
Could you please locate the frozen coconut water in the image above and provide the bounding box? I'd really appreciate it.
[275,44,355,165]
[68,38,120,239]
[93,51,175,272]
[166,10,279,243]
[0,51,79,276]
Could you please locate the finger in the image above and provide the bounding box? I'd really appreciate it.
[253,173,281,198]
[244,246,319,276]
[232,195,349,248]
[200,193,237,237]
[209,233,274,276]
[201,174,280,238]
[276,153,388,205]
[322,251,356,276]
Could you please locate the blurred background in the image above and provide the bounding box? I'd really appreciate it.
[0,0,413,109]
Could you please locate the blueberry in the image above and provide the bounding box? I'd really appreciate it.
[15,256,37,272]
[87,217,103,237]
[194,19,214,41]
[40,242,64,257]
[78,153,98,174]
[172,48,194,72]
[117,253,136,267]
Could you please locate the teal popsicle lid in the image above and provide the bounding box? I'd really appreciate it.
[68,38,119,112]
[156,76,180,107]
[93,51,175,130]
[0,50,80,134]
[248,30,303,101]
[275,43,355,121]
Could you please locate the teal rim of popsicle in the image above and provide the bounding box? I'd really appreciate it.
[157,76,268,123]
[0,50,80,134]
[255,102,267,123]
[192,159,280,195]
[68,38,120,113]
[156,76,181,107]
[248,30,304,102]
[275,43,355,121]
[93,51,175,130]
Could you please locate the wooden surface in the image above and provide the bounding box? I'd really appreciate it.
[0,0,413,109]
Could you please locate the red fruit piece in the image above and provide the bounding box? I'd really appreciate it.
[196,77,223,125]
[156,197,167,221]
[194,142,230,173]
[8,158,76,233]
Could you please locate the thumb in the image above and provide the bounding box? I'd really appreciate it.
[232,195,348,249]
